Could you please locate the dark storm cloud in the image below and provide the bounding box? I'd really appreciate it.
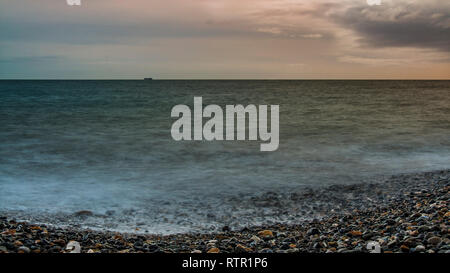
[331,1,450,52]
[254,1,450,52]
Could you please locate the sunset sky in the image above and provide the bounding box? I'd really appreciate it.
[0,0,449,79]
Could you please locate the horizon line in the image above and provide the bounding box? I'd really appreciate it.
[1,78,449,81]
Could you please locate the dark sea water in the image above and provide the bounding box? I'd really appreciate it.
[1,80,449,233]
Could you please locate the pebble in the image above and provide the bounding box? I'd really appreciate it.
[306,228,320,236]
[427,237,442,246]
[349,231,362,237]
[207,248,220,253]
[18,246,30,253]
[251,235,261,243]
[415,245,426,252]
[257,230,273,238]
[74,210,94,217]
[400,245,409,252]
[235,244,252,252]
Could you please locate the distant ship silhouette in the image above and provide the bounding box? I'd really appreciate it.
[144,78,153,80]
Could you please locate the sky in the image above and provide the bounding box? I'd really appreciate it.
[0,0,449,79]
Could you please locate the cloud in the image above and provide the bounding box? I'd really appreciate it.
[257,27,283,35]
[330,0,450,52]
[0,0,448,79]
[338,55,409,66]
[300,34,323,39]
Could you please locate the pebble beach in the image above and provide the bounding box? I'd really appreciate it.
[1,170,449,254]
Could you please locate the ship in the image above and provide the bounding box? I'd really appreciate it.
[144,78,153,80]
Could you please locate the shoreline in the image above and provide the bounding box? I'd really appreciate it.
[1,169,449,253]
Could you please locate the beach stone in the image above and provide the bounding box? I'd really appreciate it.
[18,246,30,253]
[349,230,362,237]
[313,242,322,249]
[286,248,299,253]
[400,245,409,252]
[280,243,290,250]
[387,240,397,248]
[206,242,216,248]
[418,225,429,232]
[402,238,416,247]
[306,228,320,236]
[235,244,252,252]
[258,230,273,238]
[3,242,15,250]
[53,239,66,246]
[362,232,374,240]
[207,248,220,253]
[427,236,442,245]
[328,241,337,247]
[74,210,94,217]
[251,235,261,243]
[50,246,62,253]
[415,245,426,252]
[260,248,273,253]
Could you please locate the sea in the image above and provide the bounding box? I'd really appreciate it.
[0,80,449,234]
